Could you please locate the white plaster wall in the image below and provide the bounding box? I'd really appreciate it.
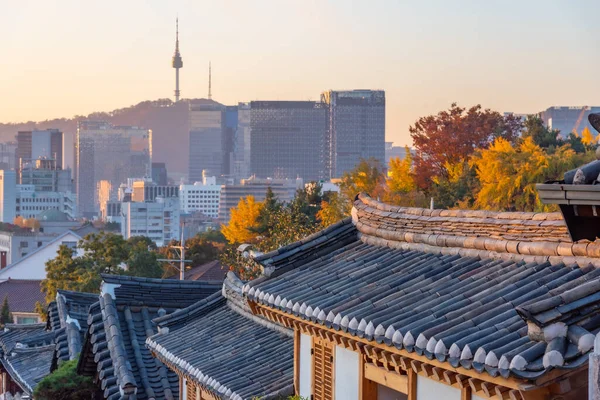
[417,375,461,400]
[182,377,187,400]
[334,346,360,400]
[378,384,408,400]
[299,333,312,398]
[0,232,83,280]
[472,395,487,400]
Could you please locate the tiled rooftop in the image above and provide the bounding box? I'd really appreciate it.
[243,193,600,382]
[47,290,98,366]
[77,274,221,400]
[0,279,45,313]
[147,273,294,400]
[0,324,54,394]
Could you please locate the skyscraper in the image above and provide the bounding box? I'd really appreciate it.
[539,106,600,137]
[188,102,225,182]
[321,90,385,178]
[172,18,183,102]
[247,101,328,181]
[0,171,16,223]
[76,121,151,218]
[16,129,63,172]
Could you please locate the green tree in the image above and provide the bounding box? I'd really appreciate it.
[34,357,96,400]
[521,115,562,149]
[41,245,93,304]
[0,296,11,326]
[42,234,171,303]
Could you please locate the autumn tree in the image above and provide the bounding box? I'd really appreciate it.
[222,196,263,244]
[469,137,586,212]
[338,158,386,207]
[317,192,348,227]
[387,147,415,194]
[410,103,523,191]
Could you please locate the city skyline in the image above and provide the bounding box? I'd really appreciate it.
[2,1,600,146]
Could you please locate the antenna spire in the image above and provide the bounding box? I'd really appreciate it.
[208,61,212,100]
[172,17,183,102]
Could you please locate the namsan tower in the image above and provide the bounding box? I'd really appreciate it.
[172,18,183,102]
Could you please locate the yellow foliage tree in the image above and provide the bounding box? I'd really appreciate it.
[581,126,596,147]
[221,196,263,245]
[316,193,348,227]
[471,137,551,212]
[387,147,416,193]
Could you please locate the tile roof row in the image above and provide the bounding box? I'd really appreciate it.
[77,274,221,400]
[147,272,294,400]
[0,324,54,394]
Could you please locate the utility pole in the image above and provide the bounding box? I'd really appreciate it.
[157,221,191,280]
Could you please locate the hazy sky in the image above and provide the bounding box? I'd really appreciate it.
[1,0,599,145]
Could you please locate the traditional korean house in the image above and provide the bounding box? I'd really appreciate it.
[240,193,600,400]
[77,274,222,400]
[0,323,54,399]
[147,271,294,400]
[46,289,99,368]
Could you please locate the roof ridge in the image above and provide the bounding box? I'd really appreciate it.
[153,291,225,328]
[101,273,223,286]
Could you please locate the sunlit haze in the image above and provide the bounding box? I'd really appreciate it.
[2,0,600,145]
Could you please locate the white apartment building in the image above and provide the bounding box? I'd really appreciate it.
[179,175,222,218]
[17,185,77,220]
[121,197,180,247]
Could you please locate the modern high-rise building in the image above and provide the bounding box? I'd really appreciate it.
[223,106,238,176]
[321,90,385,178]
[539,106,600,138]
[188,102,225,182]
[76,121,151,218]
[232,103,252,180]
[19,158,72,192]
[247,101,328,181]
[218,177,301,223]
[120,197,180,247]
[180,175,222,218]
[131,179,179,202]
[0,142,17,171]
[151,162,168,186]
[0,171,16,223]
[16,129,63,175]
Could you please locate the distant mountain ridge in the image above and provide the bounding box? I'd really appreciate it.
[0,98,221,176]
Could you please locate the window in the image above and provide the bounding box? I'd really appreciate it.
[17,316,38,324]
[20,241,28,248]
[62,241,77,250]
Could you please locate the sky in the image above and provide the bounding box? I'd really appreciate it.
[1,0,600,146]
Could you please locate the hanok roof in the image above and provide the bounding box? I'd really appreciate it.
[77,274,221,400]
[0,324,54,394]
[147,272,294,400]
[47,290,98,366]
[0,279,45,313]
[244,193,600,382]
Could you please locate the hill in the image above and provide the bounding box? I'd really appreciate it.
[0,98,221,176]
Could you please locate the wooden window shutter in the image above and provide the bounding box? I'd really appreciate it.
[312,336,334,400]
[186,380,196,400]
